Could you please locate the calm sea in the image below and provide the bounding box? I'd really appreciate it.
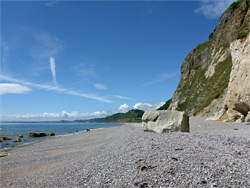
[0,122,123,150]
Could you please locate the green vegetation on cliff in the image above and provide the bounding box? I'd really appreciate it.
[157,99,172,110]
[177,56,232,115]
[229,0,243,10]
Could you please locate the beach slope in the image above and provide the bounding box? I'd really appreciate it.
[1,118,250,187]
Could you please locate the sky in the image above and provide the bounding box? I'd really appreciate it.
[0,0,236,121]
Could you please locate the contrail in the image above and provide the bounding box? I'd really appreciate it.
[50,57,57,85]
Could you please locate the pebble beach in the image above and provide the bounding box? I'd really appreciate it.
[1,117,250,187]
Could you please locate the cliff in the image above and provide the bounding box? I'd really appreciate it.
[169,0,250,122]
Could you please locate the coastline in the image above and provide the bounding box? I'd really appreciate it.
[1,119,250,187]
[0,123,124,151]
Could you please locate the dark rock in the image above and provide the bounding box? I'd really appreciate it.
[47,132,55,136]
[28,132,47,137]
[14,138,22,142]
[86,128,91,132]
[0,134,12,140]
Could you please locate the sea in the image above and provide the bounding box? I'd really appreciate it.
[0,122,123,150]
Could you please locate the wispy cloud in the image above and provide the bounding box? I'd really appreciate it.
[114,95,135,100]
[50,57,57,85]
[0,75,112,103]
[141,72,178,87]
[195,0,236,19]
[0,83,31,95]
[72,62,97,78]
[94,83,107,90]
[45,0,59,7]
[31,31,63,59]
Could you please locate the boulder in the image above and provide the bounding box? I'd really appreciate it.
[86,128,91,132]
[47,132,55,136]
[28,132,47,137]
[142,110,189,133]
[14,138,22,142]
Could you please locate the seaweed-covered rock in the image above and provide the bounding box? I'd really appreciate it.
[28,132,47,137]
[0,152,8,157]
[86,128,91,132]
[47,132,55,136]
[12,135,24,139]
[0,134,12,140]
[14,138,22,142]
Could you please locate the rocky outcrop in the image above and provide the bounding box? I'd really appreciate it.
[142,110,189,133]
[28,132,47,137]
[169,0,250,122]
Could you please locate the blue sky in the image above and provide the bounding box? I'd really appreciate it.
[0,0,236,121]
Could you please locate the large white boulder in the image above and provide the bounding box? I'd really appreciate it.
[142,110,189,133]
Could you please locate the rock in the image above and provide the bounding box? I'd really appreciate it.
[0,152,8,157]
[86,128,91,132]
[12,135,24,139]
[14,138,22,142]
[47,132,55,136]
[227,109,245,122]
[245,111,250,122]
[0,134,12,140]
[142,110,189,133]
[28,132,47,137]
[207,109,226,121]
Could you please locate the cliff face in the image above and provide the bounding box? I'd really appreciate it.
[170,0,250,122]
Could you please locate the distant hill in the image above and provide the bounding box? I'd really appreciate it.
[79,109,145,123]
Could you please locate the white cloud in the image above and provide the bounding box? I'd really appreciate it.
[133,101,165,111]
[0,110,108,121]
[195,0,236,19]
[118,103,131,113]
[50,57,57,85]
[0,75,112,103]
[0,83,31,95]
[0,101,166,121]
[94,83,107,90]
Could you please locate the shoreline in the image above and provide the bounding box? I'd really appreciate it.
[1,118,250,187]
[0,123,125,151]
